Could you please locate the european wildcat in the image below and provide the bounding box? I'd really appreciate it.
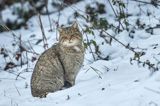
[31,22,84,98]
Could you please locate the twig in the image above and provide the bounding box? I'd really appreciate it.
[3,90,6,97]
[2,47,21,72]
[85,68,90,73]
[14,84,21,96]
[45,0,52,31]
[108,0,124,30]
[26,51,29,72]
[102,29,158,72]
[15,63,33,80]
[102,29,136,53]
[84,32,96,60]
[26,50,39,55]
[3,70,26,80]
[108,0,118,18]
[55,3,63,40]
[144,87,160,95]
[90,66,102,79]
[27,40,39,55]
[16,71,24,80]
[149,101,158,106]
[19,34,23,68]
[130,0,160,7]
[38,14,48,50]
[0,24,19,39]
[78,23,96,60]
[0,78,16,80]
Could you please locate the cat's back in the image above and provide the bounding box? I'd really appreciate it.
[37,44,58,62]
[31,44,64,97]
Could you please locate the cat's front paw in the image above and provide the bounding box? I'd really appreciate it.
[63,81,72,88]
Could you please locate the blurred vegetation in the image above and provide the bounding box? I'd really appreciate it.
[0,0,160,74]
[0,0,82,31]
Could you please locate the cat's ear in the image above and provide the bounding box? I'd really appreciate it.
[72,22,78,28]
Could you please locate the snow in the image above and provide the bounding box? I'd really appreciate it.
[1,0,160,106]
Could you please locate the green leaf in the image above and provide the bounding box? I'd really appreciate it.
[90,40,97,47]
[83,42,88,49]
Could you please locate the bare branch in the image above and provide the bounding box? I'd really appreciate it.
[38,14,48,50]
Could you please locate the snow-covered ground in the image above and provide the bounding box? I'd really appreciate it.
[0,0,160,106]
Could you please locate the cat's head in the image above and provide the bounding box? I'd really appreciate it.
[58,22,82,47]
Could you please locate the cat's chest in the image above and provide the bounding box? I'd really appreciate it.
[60,46,82,53]
[59,46,83,60]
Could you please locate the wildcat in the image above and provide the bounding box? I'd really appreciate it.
[30,22,84,98]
